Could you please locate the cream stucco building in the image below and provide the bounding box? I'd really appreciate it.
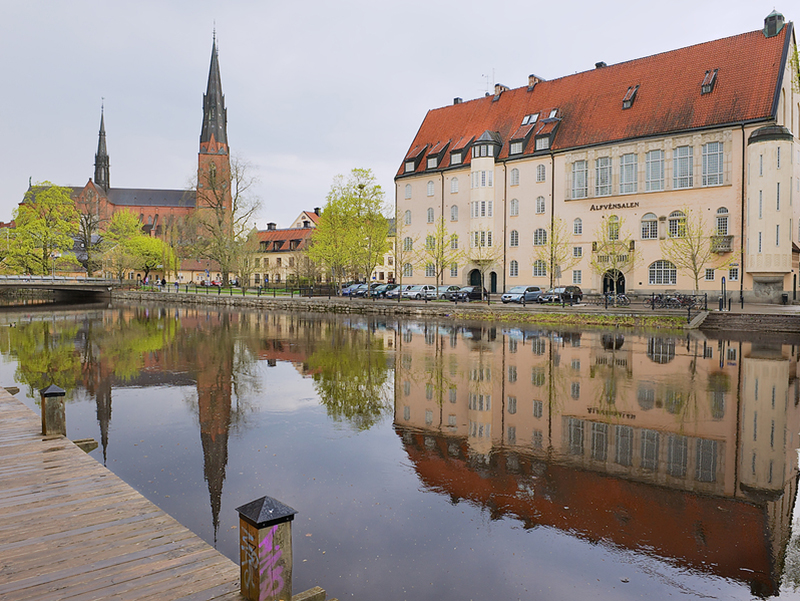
[396,12,800,301]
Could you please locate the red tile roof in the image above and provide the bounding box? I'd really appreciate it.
[398,24,791,177]
[255,227,314,251]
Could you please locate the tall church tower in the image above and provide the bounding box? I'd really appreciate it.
[94,106,110,192]
[197,34,231,209]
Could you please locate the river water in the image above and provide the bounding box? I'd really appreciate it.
[3,300,800,600]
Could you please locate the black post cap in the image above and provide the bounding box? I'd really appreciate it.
[236,496,298,528]
[40,384,66,398]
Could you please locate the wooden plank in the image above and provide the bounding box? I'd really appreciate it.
[0,392,249,601]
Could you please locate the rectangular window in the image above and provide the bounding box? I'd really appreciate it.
[641,218,658,239]
[776,224,780,246]
[705,269,715,281]
[591,423,608,461]
[729,267,738,281]
[573,246,582,258]
[702,142,723,186]
[595,157,611,196]
[777,147,781,169]
[573,270,582,284]
[641,430,659,471]
[451,153,461,165]
[572,160,588,199]
[619,153,638,194]
[535,137,549,150]
[759,154,763,176]
[532,400,543,418]
[568,418,584,455]
[615,426,633,467]
[405,161,415,173]
[759,190,763,218]
[645,150,664,191]
[667,435,688,478]
[777,182,780,210]
[673,146,693,189]
[427,157,437,169]
[450,263,458,277]
[510,141,523,154]
[758,232,762,253]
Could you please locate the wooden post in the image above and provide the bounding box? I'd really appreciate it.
[236,496,297,601]
[40,384,66,436]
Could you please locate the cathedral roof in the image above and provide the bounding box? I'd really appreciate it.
[398,22,793,176]
[106,188,196,208]
[200,37,227,150]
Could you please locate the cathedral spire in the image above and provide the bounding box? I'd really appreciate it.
[94,104,110,191]
[200,35,228,153]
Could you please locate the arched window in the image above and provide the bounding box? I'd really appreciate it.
[532,260,547,277]
[668,211,685,238]
[510,230,519,247]
[404,184,412,199]
[537,164,546,182]
[403,263,413,277]
[510,168,520,186]
[450,177,458,194]
[510,260,519,277]
[450,205,458,221]
[716,207,729,235]
[533,228,547,246]
[450,234,459,249]
[536,196,546,214]
[641,213,658,239]
[403,237,413,251]
[573,218,582,235]
[427,181,435,196]
[404,210,411,225]
[608,215,620,240]
[427,207,434,223]
[425,263,435,277]
[649,260,677,285]
[510,198,519,216]
[425,235,435,250]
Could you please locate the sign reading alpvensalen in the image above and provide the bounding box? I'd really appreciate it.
[589,202,640,211]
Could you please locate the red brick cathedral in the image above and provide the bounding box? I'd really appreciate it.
[70,35,231,237]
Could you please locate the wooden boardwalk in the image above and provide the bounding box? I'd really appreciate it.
[0,390,245,601]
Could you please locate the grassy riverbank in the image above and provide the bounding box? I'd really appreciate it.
[449,309,689,329]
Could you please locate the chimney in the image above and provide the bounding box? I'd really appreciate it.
[527,74,544,91]
[314,207,320,215]
[595,61,607,69]
[494,83,509,96]
[267,222,276,231]
[453,97,462,105]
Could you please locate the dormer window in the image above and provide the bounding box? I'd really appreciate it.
[521,113,539,126]
[450,152,462,165]
[472,144,494,158]
[510,141,524,155]
[701,69,718,95]
[535,137,550,151]
[404,161,415,173]
[548,109,558,118]
[427,156,438,169]
[622,85,639,109]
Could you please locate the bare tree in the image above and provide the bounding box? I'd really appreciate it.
[589,215,636,301]
[531,217,580,288]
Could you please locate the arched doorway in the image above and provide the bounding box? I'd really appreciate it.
[603,269,625,294]
[469,269,482,286]
[490,272,497,293]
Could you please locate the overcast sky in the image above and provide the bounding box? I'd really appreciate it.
[0,0,783,229]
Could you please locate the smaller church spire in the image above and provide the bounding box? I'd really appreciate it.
[94,103,110,191]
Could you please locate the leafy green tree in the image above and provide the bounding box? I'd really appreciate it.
[102,210,144,280]
[75,187,107,275]
[417,217,463,287]
[589,215,636,300]
[309,168,388,291]
[129,235,177,281]
[10,182,79,275]
[660,206,734,292]
[532,217,580,288]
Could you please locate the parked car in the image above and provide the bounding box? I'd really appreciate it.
[402,284,437,300]
[368,283,399,298]
[351,284,371,297]
[437,285,462,300]
[341,283,362,296]
[454,286,488,302]
[539,286,583,303]
[501,286,543,304]
[386,284,413,299]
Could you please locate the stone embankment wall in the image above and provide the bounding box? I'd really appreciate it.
[700,313,800,333]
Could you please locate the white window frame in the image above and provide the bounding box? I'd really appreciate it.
[510,230,519,247]
[649,260,677,285]
[716,207,728,235]
[450,177,458,194]
[450,263,458,277]
[450,205,458,221]
[573,218,583,235]
[536,164,546,182]
[510,260,519,277]
[510,168,519,186]
[573,270,582,284]
[533,228,547,246]
[573,246,582,258]
[532,260,547,277]
[427,181,435,196]
[645,149,664,191]
[572,160,588,199]
[668,211,686,238]
[595,156,612,196]
[702,141,723,186]
[673,146,693,189]
[620,153,638,194]
[426,207,434,223]
[536,196,546,214]
[705,268,715,281]
[510,198,519,217]
[404,210,411,225]
[425,263,435,277]
[641,213,658,240]
[404,184,412,199]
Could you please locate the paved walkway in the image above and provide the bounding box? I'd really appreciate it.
[0,390,245,601]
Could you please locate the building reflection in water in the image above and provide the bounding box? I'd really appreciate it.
[394,322,800,597]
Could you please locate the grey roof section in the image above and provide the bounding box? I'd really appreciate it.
[200,38,227,147]
[107,188,196,208]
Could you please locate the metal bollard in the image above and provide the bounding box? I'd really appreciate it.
[236,496,297,601]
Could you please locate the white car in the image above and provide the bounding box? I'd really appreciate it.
[402,285,437,300]
[386,284,413,299]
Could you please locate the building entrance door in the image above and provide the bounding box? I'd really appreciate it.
[603,270,625,294]
[469,269,482,286]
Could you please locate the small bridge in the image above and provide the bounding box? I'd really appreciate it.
[0,275,124,298]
